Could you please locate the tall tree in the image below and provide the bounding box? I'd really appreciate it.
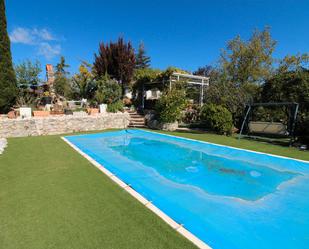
[94,37,135,91]
[15,60,42,87]
[262,54,309,111]
[277,53,309,73]
[54,56,71,97]
[205,28,275,124]
[261,64,309,144]
[0,0,17,113]
[72,61,96,99]
[220,27,276,85]
[55,56,69,76]
[15,60,41,108]
[135,42,151,69]
[193,65,214,77]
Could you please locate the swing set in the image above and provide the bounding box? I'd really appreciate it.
[238,102,299,146]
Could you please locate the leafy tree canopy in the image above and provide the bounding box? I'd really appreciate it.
[72,61,96,99]
[193,65,214,77]
[94,37,135,89]
[220,27,276,85]
[262,69,309,111]
[95,74,122,104]
[133,68,161,84]
[54,56,71,97]
[15,60,42,87]
[278,53,309,73]
[55,56,70,76]
[135,42,151,69]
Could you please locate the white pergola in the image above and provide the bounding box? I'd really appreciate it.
[141,72,210,109]
[169,72,210,106]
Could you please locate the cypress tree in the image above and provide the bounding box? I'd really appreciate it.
[135,42,151,69]
[0,0,17,113]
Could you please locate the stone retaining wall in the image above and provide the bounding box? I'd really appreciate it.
[0,113,130,138]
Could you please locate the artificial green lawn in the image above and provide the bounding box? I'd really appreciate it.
[154,130,309,161]
[1,129,308,249]
[0,134,197,249]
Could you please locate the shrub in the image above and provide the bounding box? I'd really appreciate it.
[200,104,233,135]
[156,84,187,123]
[95,76,122,104]
[107,100,124,113]
[182,104,201,124]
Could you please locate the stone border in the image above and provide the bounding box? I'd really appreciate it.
[61,136,212,249]
[0,113,129,138]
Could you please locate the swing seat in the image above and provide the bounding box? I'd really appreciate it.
[248,121,288,136]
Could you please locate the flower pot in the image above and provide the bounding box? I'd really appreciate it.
[33,110,50,117]
[50,110,64,115]
[20,107,32,118]
[99,104,107,114]
[87,108,99,115]
[7,111,17,119]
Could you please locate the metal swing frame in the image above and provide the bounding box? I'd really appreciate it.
[238,102,299,146]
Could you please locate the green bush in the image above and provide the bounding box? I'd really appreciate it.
[95,76,122,104]
[182,104,201,124]
[107,100,124,113]
[200,104,233,135]
[156,84,187,123]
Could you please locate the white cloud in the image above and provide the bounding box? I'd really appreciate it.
[9,27,62,60]
[9,27,34,44]
[38,42,61,60]
[32,28,56,41]
[10,27,57,44]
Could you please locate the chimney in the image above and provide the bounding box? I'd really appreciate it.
[46,64,55,84]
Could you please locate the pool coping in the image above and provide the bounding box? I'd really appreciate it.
[61,136,212,249]
[141,129,309,164]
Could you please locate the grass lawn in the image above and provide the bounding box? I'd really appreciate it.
[0,129,308,249]
[152,129,309,161]
[0,132,197,249]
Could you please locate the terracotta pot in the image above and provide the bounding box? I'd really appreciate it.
[50,111,64,115]
[7,111,17,119]
[87,108,99,115]
[33,110,50,117]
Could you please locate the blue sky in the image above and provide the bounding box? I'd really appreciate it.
[7,0,309,76]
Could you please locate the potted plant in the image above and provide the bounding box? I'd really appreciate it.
[87,106,99,115]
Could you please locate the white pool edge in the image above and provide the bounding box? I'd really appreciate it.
[61,136,212,249]
[141,129,309,164]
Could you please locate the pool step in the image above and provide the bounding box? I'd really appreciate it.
[128,111,146,128]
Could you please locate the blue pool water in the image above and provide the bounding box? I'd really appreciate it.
[66,129,309,249]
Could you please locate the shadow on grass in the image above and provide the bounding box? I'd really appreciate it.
[240,135,291,147]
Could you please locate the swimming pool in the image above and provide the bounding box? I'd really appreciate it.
[65,129,309,249]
